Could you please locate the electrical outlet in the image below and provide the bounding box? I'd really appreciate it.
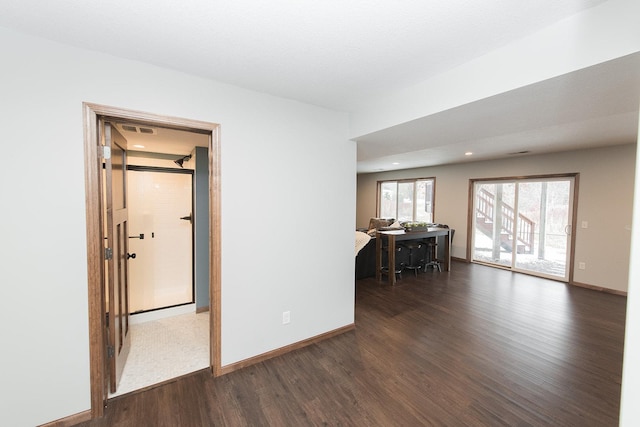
[578,262,586,270]
[282,311,291,325]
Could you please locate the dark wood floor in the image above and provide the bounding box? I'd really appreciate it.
[79,261,627,426]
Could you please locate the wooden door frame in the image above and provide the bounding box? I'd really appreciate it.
[83,102,222,419]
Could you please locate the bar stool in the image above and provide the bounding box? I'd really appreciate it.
[381,243,410,280]
[423,237,441,272]
[405,241,427,277]
[424,225,455,272]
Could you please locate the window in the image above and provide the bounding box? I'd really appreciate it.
[378,178,435,222]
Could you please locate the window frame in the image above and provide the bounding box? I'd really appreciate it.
[376,177,436,223]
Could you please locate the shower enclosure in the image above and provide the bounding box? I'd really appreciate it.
[127,168,194,312]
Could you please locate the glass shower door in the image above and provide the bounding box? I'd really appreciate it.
[127,170,194,312]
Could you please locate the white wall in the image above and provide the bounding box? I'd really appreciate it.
[357,144,636,292]
[350,0,640,139]
[0,27,355,426]
[620,105,640,425]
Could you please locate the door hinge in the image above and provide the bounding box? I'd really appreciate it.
[107,345,115,358]
[104,247,113,260]
[100,146,111,160]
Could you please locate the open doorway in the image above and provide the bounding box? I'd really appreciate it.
[83,103,221,418]
[110,128,206,397]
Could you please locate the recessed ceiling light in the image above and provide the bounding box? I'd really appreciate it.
[465,152,473,156]
[392,162,400,165]
[133,144,145,149]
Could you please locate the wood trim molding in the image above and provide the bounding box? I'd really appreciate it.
[83,104,106,419]
[84,103,218,134]
[83,102,221,421]
[218,324,355,376]
[568,174,580,284]
[571,281,628,296]
[210,127,223,377]
[38,410,91,427]
[466,179,474,262]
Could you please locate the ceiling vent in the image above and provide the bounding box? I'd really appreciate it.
[120,124,157,135]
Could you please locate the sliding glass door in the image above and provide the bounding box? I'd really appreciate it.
[473,182,516,268]
[472,176,575,281]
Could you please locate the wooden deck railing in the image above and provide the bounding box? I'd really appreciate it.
[476,188,535,254]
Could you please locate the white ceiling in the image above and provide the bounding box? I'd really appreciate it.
[114,122,209,157]
[1,0,638,170]
[357,53,640,172]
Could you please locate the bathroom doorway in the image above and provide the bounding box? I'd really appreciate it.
[83,103,221,417]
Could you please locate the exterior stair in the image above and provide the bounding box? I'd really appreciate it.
[476,188,535,254]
